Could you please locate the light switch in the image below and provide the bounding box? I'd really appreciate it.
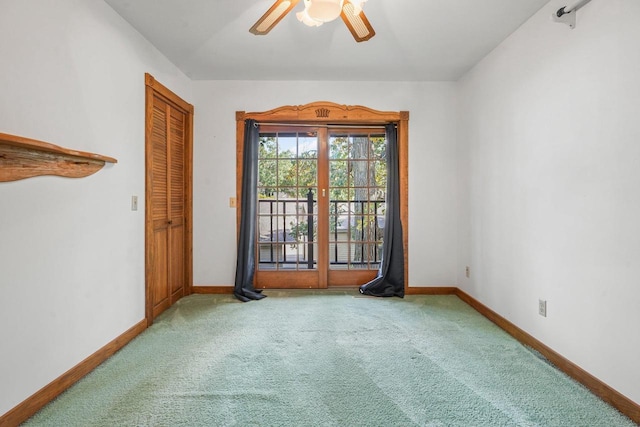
[131,195,138,211]
[229,197,237,208]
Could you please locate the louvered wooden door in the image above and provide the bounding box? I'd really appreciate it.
[146,74,193,323]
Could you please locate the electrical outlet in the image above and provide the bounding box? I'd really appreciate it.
[131,195,138,211]
[538,299,547,317]
[465,266,470,278]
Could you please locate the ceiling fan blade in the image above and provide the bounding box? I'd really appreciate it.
[341,1,375,42]
[250,0,301,35]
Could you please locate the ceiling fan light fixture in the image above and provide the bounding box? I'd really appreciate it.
[250,0,374,42]
[297,8,323,27]
[306,0,344,23]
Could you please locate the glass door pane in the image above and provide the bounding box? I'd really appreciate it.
[257,131,318,271]
[328,132,386,271]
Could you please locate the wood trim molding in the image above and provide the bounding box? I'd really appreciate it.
[144,82,155,326]
[0,132,117,182]
[405,286,457,295]
[241,101,401,124]
[144,73,193,114]
[184,105,195,298]
[0,320,146,426]
[454,288,640,424]
[192,286,235,294]
[398,112,409,292]
[236,102,409,289]
[235,115,245,235]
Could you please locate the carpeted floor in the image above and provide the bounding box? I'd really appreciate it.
[24,291,635,426]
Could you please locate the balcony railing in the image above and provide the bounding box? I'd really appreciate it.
[258,191,384,270]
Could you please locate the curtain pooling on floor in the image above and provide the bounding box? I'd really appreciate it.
[359,123,405,297]
[234,119,266,302]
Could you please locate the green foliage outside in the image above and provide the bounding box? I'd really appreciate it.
[258,134,386,200]
[257,132,387,263]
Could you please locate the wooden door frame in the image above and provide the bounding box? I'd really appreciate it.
[236,102,409,291]
[144,73,194,325]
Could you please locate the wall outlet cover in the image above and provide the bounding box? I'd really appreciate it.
[538,299,547,317]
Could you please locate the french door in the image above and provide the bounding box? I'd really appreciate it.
[255,126,387,288]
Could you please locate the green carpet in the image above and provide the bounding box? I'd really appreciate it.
[24,291,634,426]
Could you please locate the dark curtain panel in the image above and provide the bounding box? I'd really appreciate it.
[234,119,266,302]
[359,123,405,297]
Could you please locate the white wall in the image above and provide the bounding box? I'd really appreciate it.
[457,0,640,404]
[0,0,192,415]
[192,81,459,289]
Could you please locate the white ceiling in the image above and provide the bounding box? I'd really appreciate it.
[104,0,551,81]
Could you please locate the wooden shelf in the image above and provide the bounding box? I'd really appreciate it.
[0,132,117,182]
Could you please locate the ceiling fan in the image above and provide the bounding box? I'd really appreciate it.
[250,0,375,42]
